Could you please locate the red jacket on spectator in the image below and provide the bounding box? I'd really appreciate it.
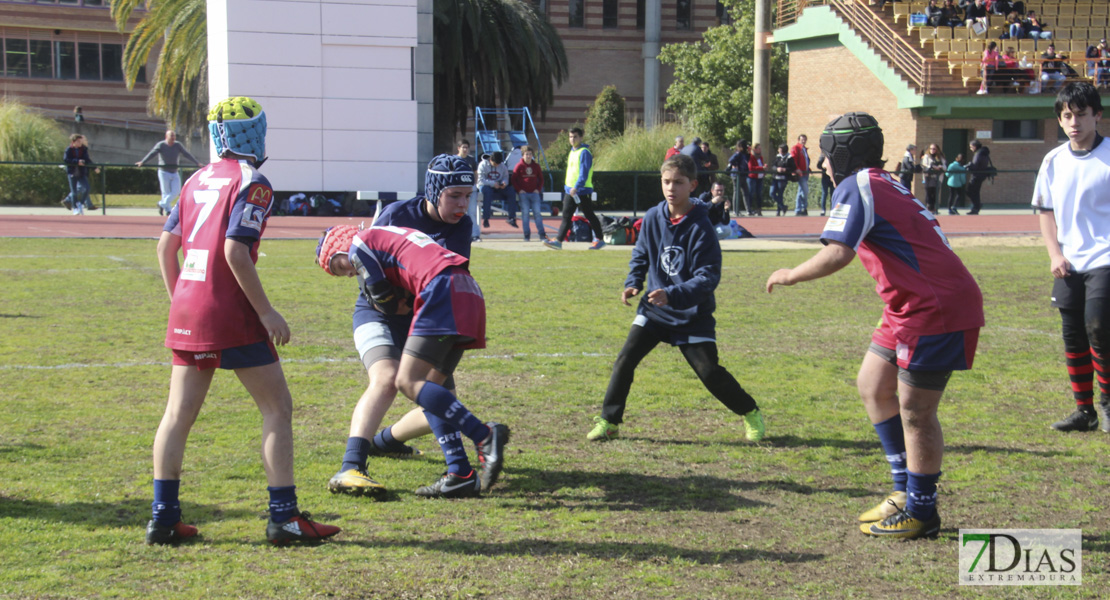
[791,142,810,176]
[748,153,764,179]
[511,159,544,194]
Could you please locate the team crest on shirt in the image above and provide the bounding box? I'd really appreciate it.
[241,205,266,231]
[661,246,685,277]
[246,184,272,207]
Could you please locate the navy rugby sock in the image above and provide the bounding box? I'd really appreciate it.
[373,426,399,451]
[872,414,908,493]
[414,381,489,443]
[425,412,471,474]
[905,470,940,521]
[152,479,182,526]
[267,486,298,522]
[341,436,374,472]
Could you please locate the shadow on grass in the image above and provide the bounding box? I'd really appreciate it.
[0,494,256,527]
[0,314,40,319]
[338,537,825,565]
[501,467,870,511]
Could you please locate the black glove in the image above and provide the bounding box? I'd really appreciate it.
[367,279,401,314]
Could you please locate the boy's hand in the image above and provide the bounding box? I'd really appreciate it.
[646,289,668,307]
[621,287,640,306]
[766,268,795,293]
[259,309,291,346]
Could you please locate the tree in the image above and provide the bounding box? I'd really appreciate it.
[585,86,626,145]
[659,0,789,147]
[110,0,208,134]
[434,0,569,152]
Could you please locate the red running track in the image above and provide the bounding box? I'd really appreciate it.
[0,212,1040,239]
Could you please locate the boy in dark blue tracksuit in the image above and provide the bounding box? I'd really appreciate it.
[586,153,765,442]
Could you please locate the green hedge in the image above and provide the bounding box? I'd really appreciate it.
[0,164,197,205]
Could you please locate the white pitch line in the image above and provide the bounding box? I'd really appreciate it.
[0,352,609,371]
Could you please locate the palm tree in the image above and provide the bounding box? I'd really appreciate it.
[110,0,208,134]
[433,0,568,152]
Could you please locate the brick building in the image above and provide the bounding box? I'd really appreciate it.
[774,2,1110,206]
[0,0,156,125]
[532,0,727,144]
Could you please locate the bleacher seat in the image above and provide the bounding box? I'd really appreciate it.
[508,132,528,149]
[1019,39,1036,54]
[934,38,949,58]
[893,3,910,24]
[1058,16,1074,29]
[961,63,981,87]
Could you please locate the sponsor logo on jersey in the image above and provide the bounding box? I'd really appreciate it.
[173,328,192,335]
[824,217,848,233]
[246,184,272,208]
[661,246,685,277]
[830,203,851,219]
[180,249,209,282]
[240,205,266,231]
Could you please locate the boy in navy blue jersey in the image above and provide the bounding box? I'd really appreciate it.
[586,154,765,442]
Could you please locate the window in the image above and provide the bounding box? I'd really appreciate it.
[77,42,99,80]
[100,43,122,81]
[2,33,130,82]
[5,38,29,77]
[992,120,1041,140]
[677,0,692,30]
[55,41,76,80]
[637,0,645,29]
[30,40,52,78]
[716,0,731,25]
[603,0,618,28]
[569,0,584,27]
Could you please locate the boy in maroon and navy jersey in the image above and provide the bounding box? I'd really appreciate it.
[318,194,510,499]
[149,97,339,546]
[766,112,983,540]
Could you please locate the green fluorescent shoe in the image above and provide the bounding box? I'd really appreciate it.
[743,409,765,442]
[586,416,619,441]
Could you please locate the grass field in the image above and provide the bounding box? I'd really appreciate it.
[1,237,1107,599]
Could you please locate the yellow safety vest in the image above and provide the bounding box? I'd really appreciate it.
[565,145,593,190]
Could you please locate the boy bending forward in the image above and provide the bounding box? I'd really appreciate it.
[587,154,765,442]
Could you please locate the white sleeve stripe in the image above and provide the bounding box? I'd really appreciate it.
[852,170,876,252]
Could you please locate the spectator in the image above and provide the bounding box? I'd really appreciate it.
[665,136,684,160]
[991,0,1012,16]
[511,145,547,242]
[136,130,201,216]
[747,143,765,214]
[1041,44,1068,94]
[73,106,84,123]
[899,143,918,190]
[1096,40,1110,89]
[63,134,99,215]
[815,153,835,216]
[477,151,518,229]
[700,141,719,177]
[1022,11,1051,42]
[920,143,946,213]
[680,137,711,189]
[978,41,1000,95]
[727,139,753,215]
[699,180,732,226]
[940,0,962,28]
[965,0,988,29]
[456,139,481,242]
[945,153,967,215]
[544,127,606,250]
[926,0,943,27]
[1005,12,1023,40]
[770,143,791,217]
[790,134,811,216]
[966,139,991,215]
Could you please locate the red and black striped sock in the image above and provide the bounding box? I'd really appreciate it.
[1091,348,1110,408]
[1066,349,1095,412]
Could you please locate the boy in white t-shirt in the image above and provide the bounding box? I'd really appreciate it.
[1032,82,1110,433]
